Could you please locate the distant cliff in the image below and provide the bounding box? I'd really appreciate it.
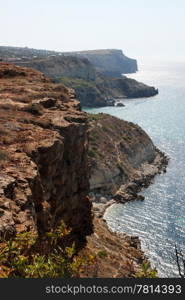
[0,46,158,107]
[63,49,138,76]
[0,47,138,77]
[12,55,157,107]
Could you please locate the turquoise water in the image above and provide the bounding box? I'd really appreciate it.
[84,61,185,277]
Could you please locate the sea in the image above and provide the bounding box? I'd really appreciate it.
[84,61,185,277]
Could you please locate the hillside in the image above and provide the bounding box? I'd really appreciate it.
[0,45,62,60]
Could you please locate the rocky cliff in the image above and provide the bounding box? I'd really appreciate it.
[0,46,158,107]
[0,47,138,76]
[88,113,168,201]
[63,49,138,76]
[0,63,165,278]
[0,62,92,242]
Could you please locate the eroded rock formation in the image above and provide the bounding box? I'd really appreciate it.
[0,63,92,242]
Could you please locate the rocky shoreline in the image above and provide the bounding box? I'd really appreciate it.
[92,148,168,215]
[81,149,169,278]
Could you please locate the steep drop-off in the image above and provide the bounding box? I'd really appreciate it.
[63,49,138,76]
[0,62,92,242]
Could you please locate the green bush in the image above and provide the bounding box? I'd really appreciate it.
[60,77,95,89]
[0,221,94,278]
[88,148,96,158]
[98,250,107,258]
[134,261,157,278]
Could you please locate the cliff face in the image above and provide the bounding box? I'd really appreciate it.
[88,114,167,199]
[0,63,92,241]
[63,49,138,76]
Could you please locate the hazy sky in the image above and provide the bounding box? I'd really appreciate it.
[1,0,185,61]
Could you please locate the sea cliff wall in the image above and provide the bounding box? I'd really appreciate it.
[0,63,92,241]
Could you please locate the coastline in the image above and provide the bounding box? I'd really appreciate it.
[0,62,171,278]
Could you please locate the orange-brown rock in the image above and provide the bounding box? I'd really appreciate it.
[80,215,146,278]
[0,63,92,241]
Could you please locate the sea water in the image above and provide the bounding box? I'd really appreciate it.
[84,61,185,277]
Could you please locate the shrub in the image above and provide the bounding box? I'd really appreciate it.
[0,221,94,278]
[88,148,96,158]
[60,77,95,89]
[98,250,107,258]
[134,261,157,278]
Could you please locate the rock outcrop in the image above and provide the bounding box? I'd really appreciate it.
[88,113,168,201]
[63,49,138,76]
[0,63,92,242]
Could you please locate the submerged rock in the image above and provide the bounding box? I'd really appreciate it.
[116,102,125,107]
